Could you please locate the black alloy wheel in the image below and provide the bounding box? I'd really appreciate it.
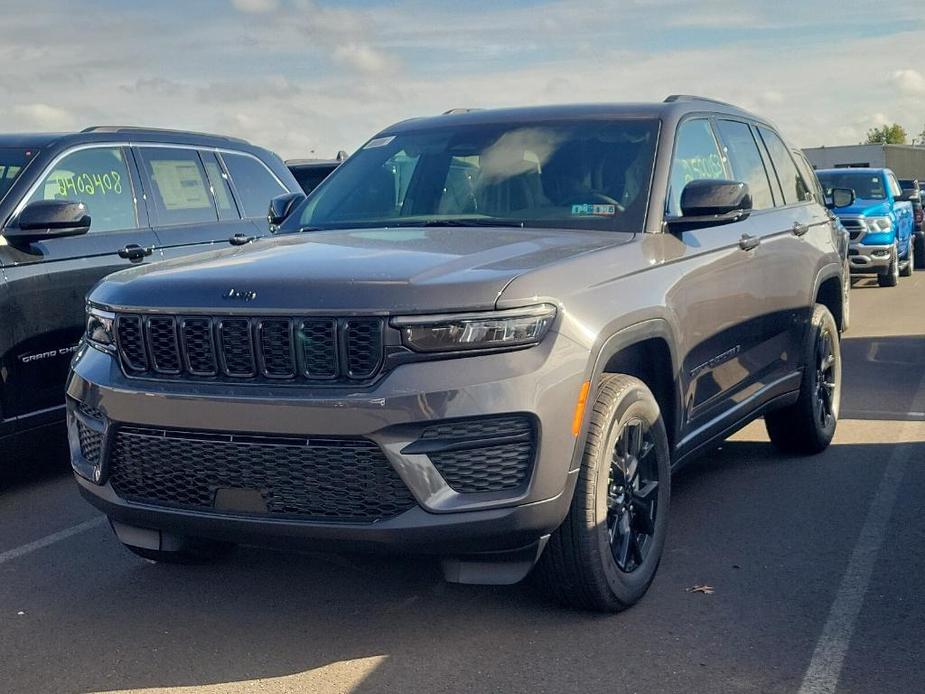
[607,419,660,573]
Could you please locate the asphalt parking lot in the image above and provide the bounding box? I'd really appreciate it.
[2,274,924,694]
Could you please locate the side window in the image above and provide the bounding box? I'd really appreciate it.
[221,152,287,219]
[886,173,902,198]
[757,127,811,205]
[138,148,217,225]
[24,147,137,233]
[794,152,825,203]
[668,118,727,216]
[715,120,776,210]
[201,151,239,221]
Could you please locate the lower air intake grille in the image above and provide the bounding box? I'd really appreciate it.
[419,415,537,494]
[75,403,104,466]
[108,427,417,523]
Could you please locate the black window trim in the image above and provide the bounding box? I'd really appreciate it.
[200,149,244,221]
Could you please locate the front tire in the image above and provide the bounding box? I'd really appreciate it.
[878,243,899,287]
[765,304,841,454]
[900,237,914,277]
[535,375,671,612]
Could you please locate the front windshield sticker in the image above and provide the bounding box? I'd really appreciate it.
[571,203,617,217]
[363,136,395,149]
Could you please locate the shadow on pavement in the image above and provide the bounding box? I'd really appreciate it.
[840,333,925,420]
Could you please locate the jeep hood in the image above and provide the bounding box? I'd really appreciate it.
[91,227,632,313]
[837,199,892,217]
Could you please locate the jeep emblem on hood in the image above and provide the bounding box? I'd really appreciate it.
[223,288,257,301]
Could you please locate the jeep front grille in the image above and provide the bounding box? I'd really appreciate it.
[115,314,384,384]
[108,426,417,523]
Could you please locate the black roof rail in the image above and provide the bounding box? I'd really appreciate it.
[80,125,250,145]
[663,94,739,108]
[442,108,483,115]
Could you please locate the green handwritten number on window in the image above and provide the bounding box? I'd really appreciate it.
[55,170,123,197]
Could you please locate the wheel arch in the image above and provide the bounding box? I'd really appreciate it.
[813,263,845,332]
[584,319,682,454]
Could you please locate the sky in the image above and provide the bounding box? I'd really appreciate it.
[1,0,924,159]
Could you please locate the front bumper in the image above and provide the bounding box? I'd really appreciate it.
[66,332,588,555]
[848,243,893,273]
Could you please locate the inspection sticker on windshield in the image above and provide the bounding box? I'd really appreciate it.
[571,203,617,217]
[363,136,395,149]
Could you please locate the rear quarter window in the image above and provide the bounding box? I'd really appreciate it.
[222,152,287,219]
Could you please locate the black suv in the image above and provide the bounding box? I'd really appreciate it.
[287,154,346,194]
[0,127,299,453]
[69,99,849,612]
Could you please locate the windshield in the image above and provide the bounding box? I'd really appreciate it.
[296,119,659,233]
[0,148,34,203]
[817,171,886,200]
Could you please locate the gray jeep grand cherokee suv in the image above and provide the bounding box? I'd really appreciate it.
[67,97,848,612]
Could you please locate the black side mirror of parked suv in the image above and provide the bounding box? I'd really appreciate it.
[826,187,855,210]
[667,179,752,231]
[5,200,91,245]
[268,192,307,227]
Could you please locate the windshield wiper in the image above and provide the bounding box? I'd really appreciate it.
[417,219,525,228]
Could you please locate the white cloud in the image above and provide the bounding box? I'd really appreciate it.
[10,103,76,130]
[230,0,278,12]
[892,69,925,96]
[332,43,399,75]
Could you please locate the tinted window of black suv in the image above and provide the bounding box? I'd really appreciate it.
[0,128,298,448]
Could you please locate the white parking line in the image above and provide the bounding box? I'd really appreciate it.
[0,517,105,565]
[797,414,919,694]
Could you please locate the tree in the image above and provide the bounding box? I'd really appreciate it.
[863,124,907,144]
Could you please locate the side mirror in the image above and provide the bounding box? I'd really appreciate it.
[4,200,91,244]
[827,187,855,209]
[267,192,306,227]
[666,180,752,231]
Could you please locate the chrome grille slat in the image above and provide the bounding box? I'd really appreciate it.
[115,313,384,384]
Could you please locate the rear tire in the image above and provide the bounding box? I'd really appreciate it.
[765,304,841,454]
[878,243,899,287]
[900,237,914,277]
[122,538,235,564]
[534,375,671,612]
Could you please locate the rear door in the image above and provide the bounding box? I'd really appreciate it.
[0,144,157,428]
[135,146,253,260]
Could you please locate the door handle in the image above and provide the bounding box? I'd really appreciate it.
[792,222,809,237]
[738,233,760,251]
[118,244,153,261]
[228,232,255,246]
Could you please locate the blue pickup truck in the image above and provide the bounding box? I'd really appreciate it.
[816,168,915,287]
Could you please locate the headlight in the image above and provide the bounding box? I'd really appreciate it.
[865,216,892,232]
[85,306,115,353]
[392,304,557,353]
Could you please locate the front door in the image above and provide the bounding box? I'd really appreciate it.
[0,145,156,430]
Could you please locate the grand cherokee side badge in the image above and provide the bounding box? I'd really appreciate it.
[223,288,257,301]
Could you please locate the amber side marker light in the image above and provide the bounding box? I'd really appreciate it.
[572,380,591,437]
